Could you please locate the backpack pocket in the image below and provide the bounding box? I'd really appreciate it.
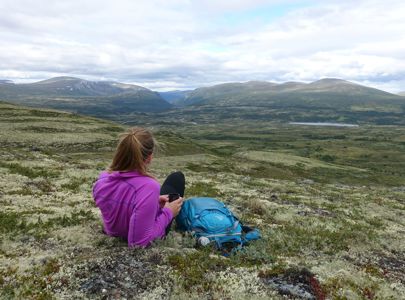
[192,208,236,234]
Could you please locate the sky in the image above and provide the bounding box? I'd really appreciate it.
[0,0,404,92]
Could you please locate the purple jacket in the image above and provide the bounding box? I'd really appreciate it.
[92,170,173,247]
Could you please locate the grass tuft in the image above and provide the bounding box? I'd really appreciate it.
[0,162,60,179]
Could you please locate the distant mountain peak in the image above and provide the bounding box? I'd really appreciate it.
[0,79,14,84]
[35,76,83,84]
[31,77,148,92]
[309,78,355,86]
[0,77,172,114]
[0,76,162,101]
[110,82,148,91]
[245,80,277,85]
[283,81,305,85]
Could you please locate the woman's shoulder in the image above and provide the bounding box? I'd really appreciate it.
[98,170,110,179]
[95,170,159,191]
[127,174,160,190]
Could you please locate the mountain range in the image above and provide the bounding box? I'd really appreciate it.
[174,79,402,109]
[0,77,404,124]
[0,77,172,116]
[0,76,149,96]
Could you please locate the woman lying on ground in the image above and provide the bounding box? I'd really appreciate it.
[92,127,185,247]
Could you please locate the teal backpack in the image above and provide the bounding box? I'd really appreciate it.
[175,197,261,255]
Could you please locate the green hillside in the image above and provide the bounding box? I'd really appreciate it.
[170,79,405,125]
[178,79,401,108]
[1,101,404,299]
[0,76,148,98]
[0,77,172,116]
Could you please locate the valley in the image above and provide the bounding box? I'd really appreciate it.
[1,77,405,125]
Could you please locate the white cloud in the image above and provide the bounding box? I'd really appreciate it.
[0,0,404,92]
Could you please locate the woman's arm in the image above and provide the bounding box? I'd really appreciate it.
[127,183,173,247]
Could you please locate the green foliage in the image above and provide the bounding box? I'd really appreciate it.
[0,162,60,179]
[186,181,221,198]
[245,198,267,215]
[322,275,380,299]
[29,109,65,118]
[154,130,205,156]
[0,211,21,233]
[258,262,288,278]
[96,125,124,133]
[61,176,92,192]
[168,243,275,292]
[42,258,60,276]
[266,219,378,256]
[47,210,97,228]
[6,179,54,195]
[0,210,96,237]
[317,154,336,162]
[23,126,71,133]
[6,186,36,195]
[168,249,233,291]
[229,240,274,266]
[0,259,60,300]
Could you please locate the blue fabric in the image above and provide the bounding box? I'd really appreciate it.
[176,197,258,251]
[244,228,261,242]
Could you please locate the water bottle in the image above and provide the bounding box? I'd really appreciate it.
[198,236,210,246]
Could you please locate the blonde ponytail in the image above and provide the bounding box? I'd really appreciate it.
[108,127,156,176]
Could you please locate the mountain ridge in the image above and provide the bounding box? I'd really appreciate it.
[0,76,172,116]
[1,76,404,124]
[174,78,402,108]
[14,76,148,96]
[0,79,14,84]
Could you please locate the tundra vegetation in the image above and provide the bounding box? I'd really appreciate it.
[0,101,404,299]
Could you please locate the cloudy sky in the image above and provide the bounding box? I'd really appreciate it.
[0,0,404,92]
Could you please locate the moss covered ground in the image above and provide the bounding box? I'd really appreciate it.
[0,102,404,299]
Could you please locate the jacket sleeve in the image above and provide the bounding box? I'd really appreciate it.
[128,182,173,247]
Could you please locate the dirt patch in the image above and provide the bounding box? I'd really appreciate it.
[376,251,405,284]
[259,267,325,300]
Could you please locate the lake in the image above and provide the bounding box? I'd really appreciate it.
[289,122,359,127]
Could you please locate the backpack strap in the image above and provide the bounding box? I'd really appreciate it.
[203,232,242,238]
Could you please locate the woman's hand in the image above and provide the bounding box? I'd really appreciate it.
[159,195,169,208]
[164,197,184,217]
